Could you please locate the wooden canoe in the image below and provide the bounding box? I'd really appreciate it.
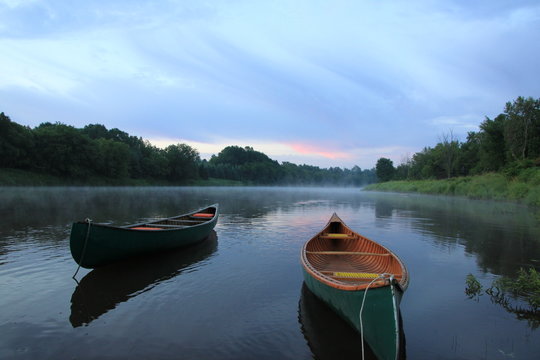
[300,213,409,360]
[70,204,219,269]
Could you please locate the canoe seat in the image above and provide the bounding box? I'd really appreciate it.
[319,233,356,240]
[192,213,213,218]
[330,272,380,279]
[307,251,390,256]
[131,224,187,230]
[327,233,349,238]
[321,271,402,279]
[130,226,163,231]
[168,219,204,224]
[150,224,186,228]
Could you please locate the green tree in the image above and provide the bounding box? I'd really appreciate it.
[504,96,540,161]
[437,131,460,178]
[375,158,395,182]
[210,146,274,166]
[409,147,444,179]
[81,124,111,140]
[140,141,168,179]
[165,143,200,181]
[0,112,34,168]
[394,163,410,180]
[458,131,481,175]
[208,145,283,184]
[33,122,95,178]
[94,138,130,178]
[477,114,507,172]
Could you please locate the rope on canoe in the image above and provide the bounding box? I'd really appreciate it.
[358,273,394,360]
[72,218,92,281]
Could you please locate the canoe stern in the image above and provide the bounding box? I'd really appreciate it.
[302,268,403,360]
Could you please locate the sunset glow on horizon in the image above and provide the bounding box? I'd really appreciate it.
[1,0,538,168]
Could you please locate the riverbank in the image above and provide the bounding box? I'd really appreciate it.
[364,169,540,206]
[0,168,245,187]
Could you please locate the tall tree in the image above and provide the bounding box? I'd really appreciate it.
[0,112,34,168]
[375,158,395,182]
[504,96,540,161]
[165,143,200,181]
[458,131,481,175]
[437,130,460,179]
[93,138,130,178]
[477,114,507,171]
[33,122,95,178]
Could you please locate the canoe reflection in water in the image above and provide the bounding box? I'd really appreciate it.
[298,284,406,360]
[69,231,218,327]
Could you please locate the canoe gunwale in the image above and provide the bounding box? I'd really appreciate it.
[74,203,219,232]
[300,213,409,292]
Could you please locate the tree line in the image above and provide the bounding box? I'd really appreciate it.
[375,96,540,182]
[0,113,375,185]
[203,145,375,185]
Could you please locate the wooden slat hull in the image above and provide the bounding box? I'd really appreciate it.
[70,204,219,268]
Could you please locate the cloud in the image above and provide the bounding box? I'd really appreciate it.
[145,135,415,169]
[429,114,480,132]
[1,0,539,168]
[288,143,351,160]
[0,0,39,9]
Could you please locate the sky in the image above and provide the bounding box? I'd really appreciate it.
[1,0,539,169]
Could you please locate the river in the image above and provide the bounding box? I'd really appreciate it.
[1,186,539,359]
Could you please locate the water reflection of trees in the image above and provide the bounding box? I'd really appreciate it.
[465,270,540,329]
[0,187,361,259]
[0,186,371,238]
[3,187,539,278]
[370,193,540,277]
[486,287,540,329]
[0,187,360,229]
[69,232,217,327]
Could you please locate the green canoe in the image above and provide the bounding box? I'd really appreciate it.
[70,204,219,269]
[300,213,409,360]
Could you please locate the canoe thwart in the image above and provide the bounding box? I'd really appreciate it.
[319,234,356,240]
[322,271,380,279]
[320,270,402,279]
[306,251,390,256]
[130,226,163,230]
[191,213,214,218]
[154,219,203,224]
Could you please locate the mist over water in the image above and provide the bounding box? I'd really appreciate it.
[1,187,539,359]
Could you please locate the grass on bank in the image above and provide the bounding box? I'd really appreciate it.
[0,168,246,187]
[364,168,540,206]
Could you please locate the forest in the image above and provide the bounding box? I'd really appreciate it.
[0,113,375,186]
[2,96,537,187]
[375,96,540,182]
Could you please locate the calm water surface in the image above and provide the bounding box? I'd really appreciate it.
[1,187,539,359]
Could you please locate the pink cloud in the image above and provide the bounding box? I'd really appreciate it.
[288,142,351,159]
